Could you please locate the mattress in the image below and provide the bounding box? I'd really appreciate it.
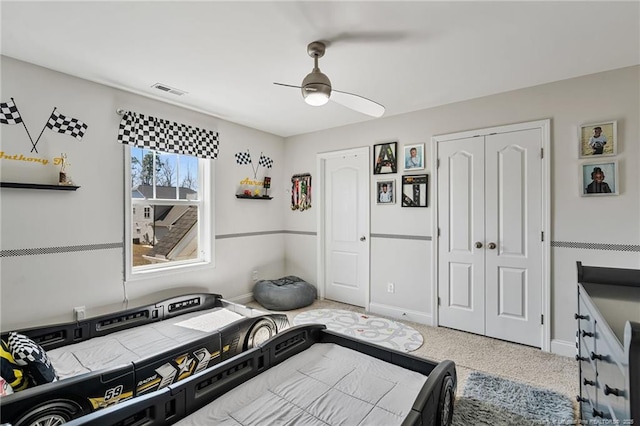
[176,342,428,426]
[48,308,243,379]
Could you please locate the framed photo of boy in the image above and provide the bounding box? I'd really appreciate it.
[401,174,428,207]
[376,179,395,204]
[579,121,617,158]
[403,143,425,170]
[373,142,398,175]
[581,161,618,197]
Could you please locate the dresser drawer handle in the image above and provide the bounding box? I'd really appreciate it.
[581,330,594,338]
[575,355,588,362]
[590,352,606,361]
[575,313,589,320]
[576,395,588,403]
[592,408,604,418]
[583,378,596,387]
[604,384,623,397]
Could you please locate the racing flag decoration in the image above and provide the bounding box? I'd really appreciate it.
[258,154,273,168]
[235,149,274,178]
[1,98,39,152]
[46,109,88,141]
[0,99,23,125]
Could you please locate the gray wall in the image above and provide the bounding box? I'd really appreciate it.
[2,56,638,355]
[282,65,640,355]
[1,56,287,330]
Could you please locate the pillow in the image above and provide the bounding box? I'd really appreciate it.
[7,332,57,386]
[1,340,28,391]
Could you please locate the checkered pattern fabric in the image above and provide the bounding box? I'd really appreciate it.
[258,154,273,168]
[0,100,23,125]
[46,110,87,141]
[118,111,219,159]
[7,332,57,385]
[235,151,252,165]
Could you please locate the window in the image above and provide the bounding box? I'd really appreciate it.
[126,146,212,276]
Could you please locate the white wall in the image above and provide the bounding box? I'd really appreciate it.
[283,65,640,354]
[0,56,286,330]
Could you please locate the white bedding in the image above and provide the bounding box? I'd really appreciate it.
[176,343,428,426]
[47,308,243,379]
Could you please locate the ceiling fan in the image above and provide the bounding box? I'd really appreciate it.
[274,41,385,118]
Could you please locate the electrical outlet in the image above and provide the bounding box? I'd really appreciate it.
[387,282,395,293]
[252,270,259,282]
[74,306,86,321]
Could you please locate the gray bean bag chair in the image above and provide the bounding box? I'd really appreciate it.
[253,276,316,311]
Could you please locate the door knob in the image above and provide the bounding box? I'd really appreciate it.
[488,242,497,250]
[475,242,483,249]
[360,236,366,241]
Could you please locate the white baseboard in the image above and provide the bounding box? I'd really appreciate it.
[227,292,254,305]
[550,339,576,358]
[368,302,432,325]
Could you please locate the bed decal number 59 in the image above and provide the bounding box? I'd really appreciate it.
[105,385,124,402]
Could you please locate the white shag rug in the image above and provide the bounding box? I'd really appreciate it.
[293,309,423,352]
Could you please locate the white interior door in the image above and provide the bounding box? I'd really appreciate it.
[437,137,486,334]
[437,127,544,347]
[322,150,369,307]
[484,129,542,347]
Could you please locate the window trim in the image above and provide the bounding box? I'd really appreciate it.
[123,146,214,282]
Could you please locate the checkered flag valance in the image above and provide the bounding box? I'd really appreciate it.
[1,99,23,125]
[47,110,87,141]
[258,154,273,168]
[118,110,219,160]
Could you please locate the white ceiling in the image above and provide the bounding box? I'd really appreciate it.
[2,1,639,138]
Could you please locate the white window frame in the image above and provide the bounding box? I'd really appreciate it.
[124,146,214,281]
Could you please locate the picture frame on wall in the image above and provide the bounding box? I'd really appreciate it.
[403,143,425,170]
[579,120,617,158]
[376,179,395,205]
[401,174,428,207]
[580,160,618,196]
[373,142,398,174]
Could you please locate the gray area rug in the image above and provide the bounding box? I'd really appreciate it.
[452,371,575,425]
[293,309,423,352]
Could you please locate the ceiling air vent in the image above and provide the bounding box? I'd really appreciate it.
[151,83,187,96]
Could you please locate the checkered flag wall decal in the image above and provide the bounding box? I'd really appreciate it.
[118,110,219,159]
[258,154,273,168]
[46,110,88,141]
[0,99,23,125]
[235,151,252,165]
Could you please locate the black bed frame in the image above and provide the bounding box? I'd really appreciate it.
[0,293,289,426]
[65,324,458,426]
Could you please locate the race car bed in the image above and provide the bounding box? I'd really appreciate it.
[0,293,289,426]
[66,324,458,426]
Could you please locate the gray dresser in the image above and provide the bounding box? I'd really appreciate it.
[575,262,640,424]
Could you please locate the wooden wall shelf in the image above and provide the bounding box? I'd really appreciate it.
[1,182,80,191]
[235,194,272,200]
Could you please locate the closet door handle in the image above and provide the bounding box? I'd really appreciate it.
[488,242,497,250]
[475,242,483,249]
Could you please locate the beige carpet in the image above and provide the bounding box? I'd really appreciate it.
[248,298,579,417]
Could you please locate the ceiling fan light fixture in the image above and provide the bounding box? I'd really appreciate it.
[303,84,331,106]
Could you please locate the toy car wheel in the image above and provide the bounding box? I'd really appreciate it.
[14,399,83,426]
[246,318,277,348]
[437,374,455,426]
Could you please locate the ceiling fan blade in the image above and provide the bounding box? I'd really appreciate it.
[331,89,385,118]
[274,82,302,89]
